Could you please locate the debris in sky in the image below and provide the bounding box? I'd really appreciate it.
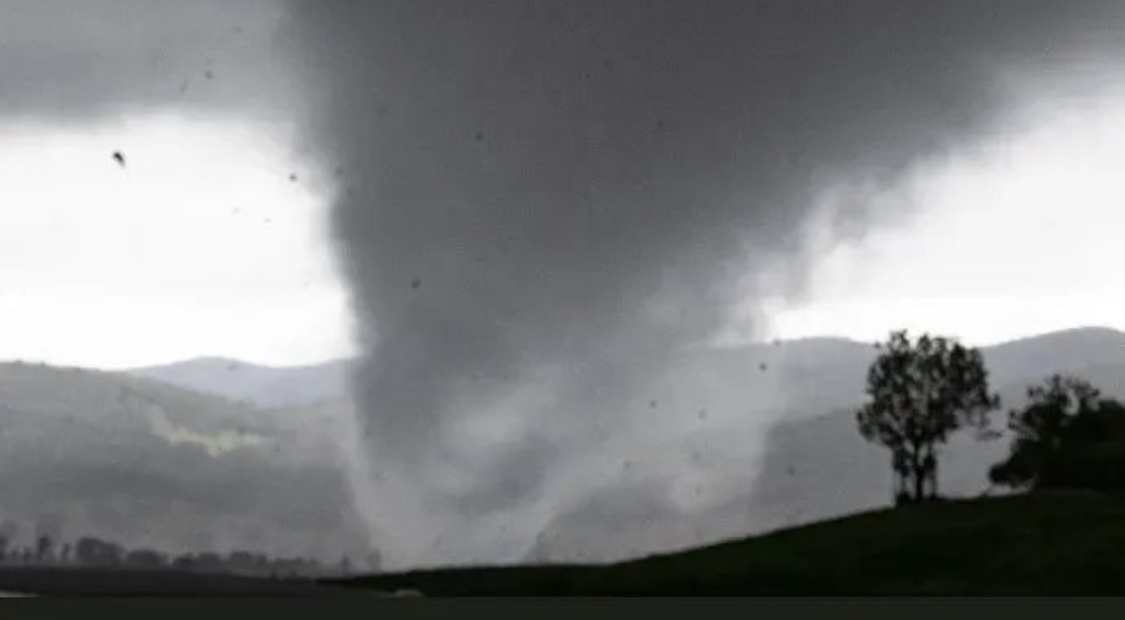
[473,130,484,142]
[178,80,190,95]
[205,70,213,80]
[111,151,125,167]
[698,409,707,421]
[759,362,768,371]
[649,400,658,409]
[289,173,298,182]
[411,277,422,290]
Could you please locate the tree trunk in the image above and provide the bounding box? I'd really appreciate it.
[925,443,939,499]
[892,449,911,504]
[911,449,925,501]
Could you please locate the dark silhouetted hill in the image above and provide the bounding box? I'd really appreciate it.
[346,492,1125,595]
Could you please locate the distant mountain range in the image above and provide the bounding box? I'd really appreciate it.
[6,326,1125,568]
[126,357,356,409]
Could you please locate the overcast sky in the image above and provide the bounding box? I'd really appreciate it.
[3,49,1125,368]
[0,0,355,369]
[752,82,1125,347]
[0,114,355,369]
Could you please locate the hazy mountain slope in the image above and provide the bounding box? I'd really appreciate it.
[528,327,1125,563]
[127,357,355,408]
[665,338,875,423]
[0,362,369,563]
[982,327,1125,387]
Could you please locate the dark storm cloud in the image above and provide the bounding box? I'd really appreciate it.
[0,0,291,122]
[292,1,1125,567]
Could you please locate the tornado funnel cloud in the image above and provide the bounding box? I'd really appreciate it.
[288,0,1125,568]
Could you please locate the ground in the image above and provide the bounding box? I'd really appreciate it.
[332,491,1125,595]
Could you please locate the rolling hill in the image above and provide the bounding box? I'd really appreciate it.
[0,361,371,566]
[126,357,355,408]
[338,492,1125,595]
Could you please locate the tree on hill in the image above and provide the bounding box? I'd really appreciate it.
[75,536,124,567]
[856,330,1000,504]
[990,374,1125,492]
[35,535,53,564]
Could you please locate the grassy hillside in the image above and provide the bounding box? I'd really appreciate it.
[335,492,1125,595]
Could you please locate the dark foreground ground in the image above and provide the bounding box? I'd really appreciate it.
[2,492,1123,596]
[329,492,1125,595]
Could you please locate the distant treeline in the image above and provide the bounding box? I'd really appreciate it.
[0,532,367,578]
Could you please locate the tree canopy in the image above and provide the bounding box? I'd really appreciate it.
[857,330,1000,504]
[990,374,1125,492]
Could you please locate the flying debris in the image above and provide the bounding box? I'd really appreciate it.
[289,173,298,182]
[111,152,125,167]
[411,277,422,290]
[759,362,768,372]
[205,70,214,80]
